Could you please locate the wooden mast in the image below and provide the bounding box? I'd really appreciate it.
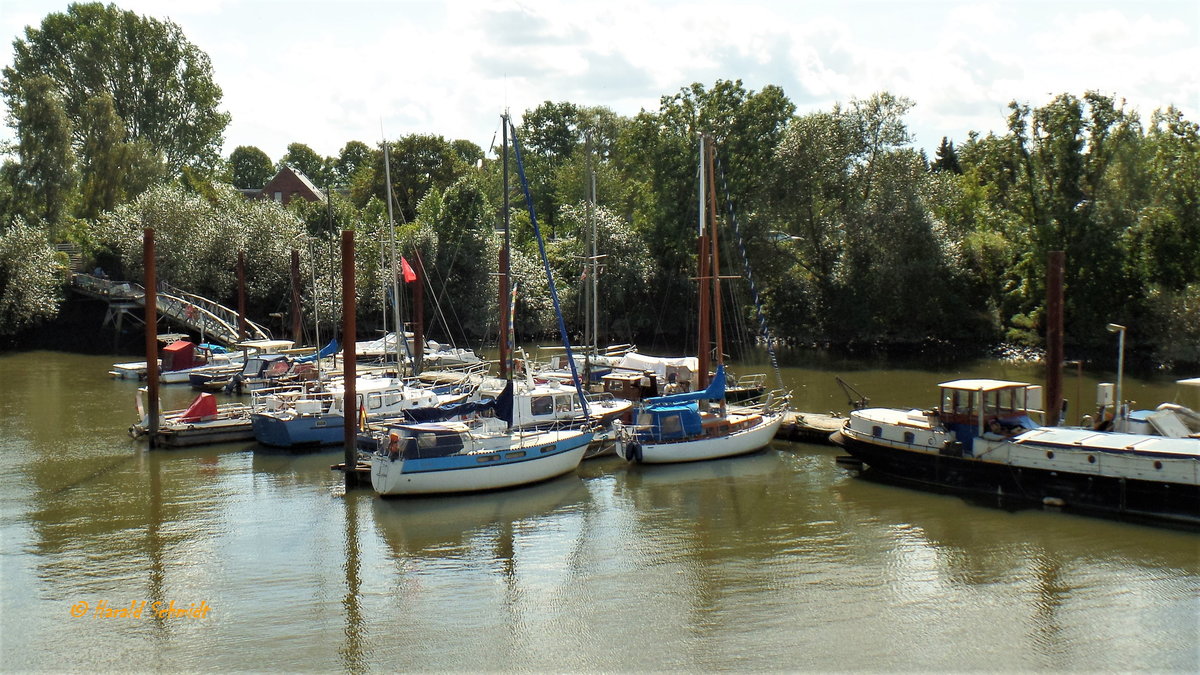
[705,136,726,416]
[143,228,159,447]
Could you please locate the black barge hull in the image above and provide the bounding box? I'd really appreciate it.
[832,432,1200,528]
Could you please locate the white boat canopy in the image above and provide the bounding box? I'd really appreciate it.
[937,379,1033,392]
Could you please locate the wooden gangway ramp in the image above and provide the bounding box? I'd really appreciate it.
[70,273,271,347]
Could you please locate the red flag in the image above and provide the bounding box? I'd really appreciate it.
[400,256,417,283]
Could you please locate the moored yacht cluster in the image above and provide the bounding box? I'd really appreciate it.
[118,120,1196,528]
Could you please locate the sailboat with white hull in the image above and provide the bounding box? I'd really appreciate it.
[616,134,785,464]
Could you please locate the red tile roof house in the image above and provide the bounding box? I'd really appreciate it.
[253,166,326,206]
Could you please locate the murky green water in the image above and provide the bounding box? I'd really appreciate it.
[1,350,1197,672]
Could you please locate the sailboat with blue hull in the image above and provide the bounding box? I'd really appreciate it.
[369,405,593,496]
[366,114,595,496]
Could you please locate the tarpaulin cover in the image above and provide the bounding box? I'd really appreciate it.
[180,393,218,422]
[617,352,699,379]
[161,340,196,371]
[398,381,515,425]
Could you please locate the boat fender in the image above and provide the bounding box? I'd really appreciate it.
[628,441,642,463]
[387,432,400,461]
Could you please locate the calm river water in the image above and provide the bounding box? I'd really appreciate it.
[1,350,1197,672]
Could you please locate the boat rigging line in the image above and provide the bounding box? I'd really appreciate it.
[713,148,786,393]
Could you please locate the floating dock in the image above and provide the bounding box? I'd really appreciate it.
[777,411,844,445]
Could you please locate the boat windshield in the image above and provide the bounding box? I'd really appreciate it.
[938,380,1038,426]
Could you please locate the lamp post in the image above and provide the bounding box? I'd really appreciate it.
[1106,323,1126,428]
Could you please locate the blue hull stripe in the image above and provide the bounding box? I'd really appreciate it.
[396,434,592,475]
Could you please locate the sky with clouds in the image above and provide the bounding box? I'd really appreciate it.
[2,0,1197,162]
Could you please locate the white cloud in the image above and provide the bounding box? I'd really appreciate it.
[1,0,1196,162]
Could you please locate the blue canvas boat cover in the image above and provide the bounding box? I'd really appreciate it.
[643,402,704,440]
[296,339,338,363]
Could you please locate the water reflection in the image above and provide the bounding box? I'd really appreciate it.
[339,489,367,674]
[828,473,1199,670]
[3,351,1196,672]
[370,475,589,558]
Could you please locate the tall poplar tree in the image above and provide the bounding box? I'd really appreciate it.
[9,75,77,231]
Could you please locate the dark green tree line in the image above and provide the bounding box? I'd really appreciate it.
[1,0,1195,370]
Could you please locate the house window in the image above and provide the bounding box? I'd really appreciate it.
[273,191,282,203]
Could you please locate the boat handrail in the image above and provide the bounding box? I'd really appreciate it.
[734,372,768,387]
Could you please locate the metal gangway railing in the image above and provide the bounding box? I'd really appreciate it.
[70,273,271,346]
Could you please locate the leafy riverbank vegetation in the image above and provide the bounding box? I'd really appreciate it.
[1,4,1196,369]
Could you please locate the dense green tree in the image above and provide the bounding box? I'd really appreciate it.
[1132,106,1200,291]
[416,175,499,340]
[287,188,356,238]
[8,75,77,232]
[766,93,982,345]
[77,92,129,219]
[2,2,230,175]
[95,183,307,319]
[0,220,65,336]
[931,136,962,173]
[515,103,629,240]
[229,146,274,189]
[612,80,796,346]
[0,159,17,224]
[450,139,485,168]
[514,105,574,239]
[764,110,860,340]
[334,141,373,185]
[1003,92,1143,348]
[551,202,657,343]
[362,135,469,224]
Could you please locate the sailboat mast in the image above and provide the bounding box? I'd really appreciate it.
[706,137,724,369]
[309,240,322,380]
[696,134,712,391]
[706,137,726,416]
[499,113,512,381]
[378,241,387,334]
[590,138,599,360]
[382,139,405,374]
